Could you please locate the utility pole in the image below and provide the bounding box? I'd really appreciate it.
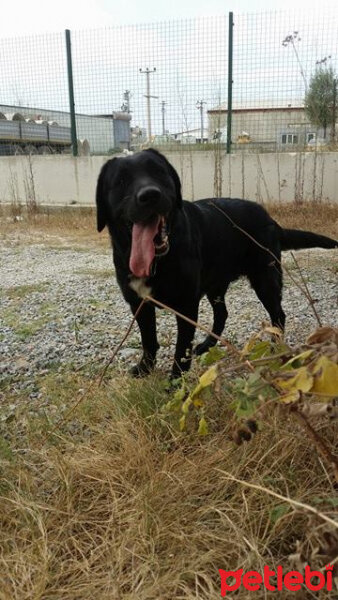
[331,78,337,144]
[227,11,234,154]
[196,100,206,143]
[139,67,158,141]
[161,101,166,135]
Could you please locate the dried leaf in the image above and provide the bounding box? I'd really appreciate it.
[275,366,314,393]
[263,325,283,338]
[299,402,338,418]
[311,356,338,398]
[307,327,338,346]
[279,389,301,404]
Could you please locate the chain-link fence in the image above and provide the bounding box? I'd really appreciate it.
[0,9,337,156]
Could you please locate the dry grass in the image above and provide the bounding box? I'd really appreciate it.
[268,202,338,241]
[0,201,337,248]
[0,206,106,249]
[0,370,337,599]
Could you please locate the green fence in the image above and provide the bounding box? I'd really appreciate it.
[0,9,337,156]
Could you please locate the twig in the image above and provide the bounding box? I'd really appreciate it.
[209,201,325,327]
[43,300,147,441]
[97,299,146,386]
[145,295,240,358]
[291,407,338,483]
[290,251,322,327]
[216,470,338,529]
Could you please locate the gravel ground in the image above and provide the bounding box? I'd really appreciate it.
[1,232,337,394]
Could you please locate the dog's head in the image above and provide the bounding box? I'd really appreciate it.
[96,149,182,278]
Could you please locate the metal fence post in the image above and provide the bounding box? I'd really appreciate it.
[65,29,78,157]
[226,12,234,154]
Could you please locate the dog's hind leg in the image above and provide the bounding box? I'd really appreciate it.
[171,304,199,378]
[130,302,159,377]
[194,290,229,356]
[248,268,286,331]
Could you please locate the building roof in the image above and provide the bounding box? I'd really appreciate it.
[174,127,209,136]
[208,100,305,114]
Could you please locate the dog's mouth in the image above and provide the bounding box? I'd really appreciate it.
[129,216,169,278]
[153,217,169,255]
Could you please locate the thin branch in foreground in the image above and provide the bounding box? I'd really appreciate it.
[290,251,322,327]
[291,407,338,482]
[209,201,325,327]
[145,295,240,357]
[215,469,338,530]
[43,300,147,442]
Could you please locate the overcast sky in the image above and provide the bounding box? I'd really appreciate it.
[1,0,337,139]
[2,0,338,36]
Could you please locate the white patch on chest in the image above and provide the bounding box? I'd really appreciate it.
[129,277,152,299]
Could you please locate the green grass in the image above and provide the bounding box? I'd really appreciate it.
[14,318,49,340]
[2,298,57,341]
[45,244,90,252]
[5,282,50,300]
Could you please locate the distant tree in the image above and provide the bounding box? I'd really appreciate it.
[305,66,337,139]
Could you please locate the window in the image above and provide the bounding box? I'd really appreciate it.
[307,132,316,143]
[287,133,298,144]
[281,133,298,144]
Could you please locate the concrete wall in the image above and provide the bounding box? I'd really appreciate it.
[0,155,106,206]
[167,151,338,204]
[0,151,337,207]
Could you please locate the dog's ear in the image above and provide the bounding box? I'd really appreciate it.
[96,159,116,232]
[145,149,182,207]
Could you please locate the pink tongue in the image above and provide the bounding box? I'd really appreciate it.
[129,218,161,278]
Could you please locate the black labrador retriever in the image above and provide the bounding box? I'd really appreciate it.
[96,149,337,378]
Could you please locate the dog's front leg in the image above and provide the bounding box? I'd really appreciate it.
[130,302,159,377]
[171,305,198,379]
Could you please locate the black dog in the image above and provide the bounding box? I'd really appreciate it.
[96,149,337,378]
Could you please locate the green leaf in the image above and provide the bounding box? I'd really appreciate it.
[282,349,314,369]
[190,364,218,400]
[270,503,291,523]
[179,414,186,431]
[199,345,226,366]
[182,397,192,414]
[174,387,187,402]
[199,364,218,387]
[247,341,273,360]
[234,392,258,418]
[312,496,338,507]
[198,416,209,435]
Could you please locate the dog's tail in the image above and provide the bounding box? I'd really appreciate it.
[280,228,338,251]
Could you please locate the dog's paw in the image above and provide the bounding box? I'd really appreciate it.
[129,358,155,378]
[194,336,215,356]
[129,364,150,377]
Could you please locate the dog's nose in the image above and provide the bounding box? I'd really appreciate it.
[136,186,161,205]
